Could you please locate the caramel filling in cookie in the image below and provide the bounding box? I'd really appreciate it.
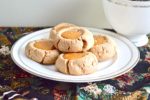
[94,36,108,45]
[64,53,87,60]
[61,29,83,39]
[34,41,54,50]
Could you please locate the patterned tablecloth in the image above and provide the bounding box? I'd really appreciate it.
[0,27,150,100]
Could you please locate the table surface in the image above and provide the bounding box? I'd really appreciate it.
[0,27,150,100]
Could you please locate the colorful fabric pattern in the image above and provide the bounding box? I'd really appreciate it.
[0,27,149,100]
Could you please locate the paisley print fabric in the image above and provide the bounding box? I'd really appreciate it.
[0,27,149,100]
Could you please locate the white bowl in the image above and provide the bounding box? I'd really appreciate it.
[103,0,150,46]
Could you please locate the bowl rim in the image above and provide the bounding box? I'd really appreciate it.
[106,0,150,7]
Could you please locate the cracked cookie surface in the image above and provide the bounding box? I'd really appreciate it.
[25,39,60,64]
[55,52,98,75]
[50,24,94,52]
[90,35,116,61]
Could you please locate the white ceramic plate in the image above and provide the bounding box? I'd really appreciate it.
[11,28,140,83]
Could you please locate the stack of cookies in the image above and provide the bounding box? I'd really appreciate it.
[25,23,116,75]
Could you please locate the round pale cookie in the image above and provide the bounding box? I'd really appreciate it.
[51,26,94,52]
[55,52,98,75]
[25,39,60,64]
[50,23,77,41]
[90,35,116,61]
